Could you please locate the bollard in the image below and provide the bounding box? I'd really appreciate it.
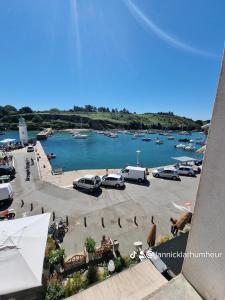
[66,216,69,226]
[84,217,87,227]
[134,216,138,226]
[101,217,105,228]
[118,217,122,228]
[53,211,55,221]
[30,203,33,211]
[21,200,24,208]
[41,207,44,214]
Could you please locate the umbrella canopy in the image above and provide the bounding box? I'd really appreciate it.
[0,213,50,295]
[196,145,206,154]
[147,223,156,247]
[172,156,198,163]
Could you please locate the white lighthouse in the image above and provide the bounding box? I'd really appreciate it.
[19,117,28,145]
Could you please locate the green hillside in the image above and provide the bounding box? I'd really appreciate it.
[0,110,201,131]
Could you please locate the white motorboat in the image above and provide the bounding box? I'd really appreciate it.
[142,137,151,142]
[175,144,186,149]
[109,133,118,138]
[168,136,175,140]
[74,133,88,139]
[135,132,145,137]
[155,139,164,144]
[184,144,196,151]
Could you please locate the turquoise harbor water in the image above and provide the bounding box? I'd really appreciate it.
[2,131,204,171]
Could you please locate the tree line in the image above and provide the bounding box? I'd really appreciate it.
[0,105,33,117]
[72,105,130,114]
[0,104,132,116]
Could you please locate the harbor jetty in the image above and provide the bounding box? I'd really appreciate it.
[36,128,52,140]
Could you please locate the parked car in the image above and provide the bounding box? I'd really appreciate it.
[194,159,203,166]
[101,174,125,188]
[120,166,147,183]
[0,183,13,208]
[176,166,195,176]
[73,175,101,192]
[152,168,180,180]
[0,175,11,184]
[0,165,16,179]
[27,145,34,152]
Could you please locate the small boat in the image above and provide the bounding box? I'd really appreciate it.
[142,137,151,142]
[135,133,145,137]
[0,131,5,135]
[47,153,56,160]
[74,133,88,139]
[178,138,190,143]
[184,145,196,151]
[175,144,186,149]
[168,136,175,140]
[109,133,118,138]
[180,131,191,135]
[155,139,164,144]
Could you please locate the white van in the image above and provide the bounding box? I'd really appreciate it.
[121,166,147,183]
[0,183,13,208]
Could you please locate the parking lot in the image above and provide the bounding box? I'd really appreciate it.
[10,149,200,256]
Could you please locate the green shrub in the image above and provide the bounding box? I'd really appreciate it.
[123,256,134,268]
[48,248,65,266]
[86,265,98,284]
[85,237,96,253]
[113,257,124,273]
[63,272,83,297]
[45,280,63,300]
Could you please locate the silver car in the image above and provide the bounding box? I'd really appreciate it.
[101,174,125,188]
[73,175,101,192]
[152,168,180,180]
[177,166,195,176]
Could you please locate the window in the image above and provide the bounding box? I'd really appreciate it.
[84,179,94,185]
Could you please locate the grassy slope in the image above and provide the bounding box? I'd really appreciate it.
[0,111,199,130]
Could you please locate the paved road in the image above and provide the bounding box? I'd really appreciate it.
[11,149,200,257]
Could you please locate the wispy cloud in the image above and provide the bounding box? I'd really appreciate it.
[124,0,217,59]
[70,0,82,67]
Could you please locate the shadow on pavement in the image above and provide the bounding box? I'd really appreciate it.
[74,187,103,197]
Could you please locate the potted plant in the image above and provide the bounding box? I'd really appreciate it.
[85,237,96,261]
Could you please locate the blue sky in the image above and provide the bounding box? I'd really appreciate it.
[0,0,224,119]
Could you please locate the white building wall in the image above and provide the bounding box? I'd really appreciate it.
[182,51,225,299]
